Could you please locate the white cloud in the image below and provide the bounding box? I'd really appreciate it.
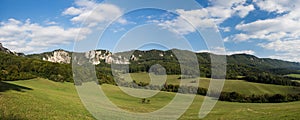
[197,48,255,55]
[0,0,128,54]
[208,0,254,21]
[44,20,58,25]
[268,53,300,62]
[260,40,300,53]
[156,0,254,35]
[228,0,300,43]
[220,27,231,32]
[234,4,255,18]
[224,0,300,62]
[254,0,294,13]
[157,9,215,35]
[197,47,226,55]
[62,7,83,15]
[227,50,255,55]
[63,0,125,27]
[0,18,91,53]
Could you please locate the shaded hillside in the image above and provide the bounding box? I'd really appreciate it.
[27,49,300,74]
[25,48,300,79]
[0,51,72,82]
[2,44,300,86]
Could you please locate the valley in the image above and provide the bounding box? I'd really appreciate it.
[129,72,300,95]
[1,45,300,119]
[1,78,300,120]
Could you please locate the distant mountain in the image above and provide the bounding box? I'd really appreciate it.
[27,49,135,65]
[228,54,300,69]
[27,49,72,64]
[25,49,300,77]
[27,49,300,70]
[1,43,300,86]
[0,41,297,79]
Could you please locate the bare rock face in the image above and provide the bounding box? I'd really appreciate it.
[85,50,112,65]
[103,52,130,64]
[41,49,131,65]
[43,50,71,64]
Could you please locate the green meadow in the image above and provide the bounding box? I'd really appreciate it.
[1,78,300,119]
[0,78,94,120]
[287,74,300,78]
[129,72,300,95]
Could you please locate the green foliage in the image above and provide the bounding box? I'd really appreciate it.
[0,52,72,82]
[218,92,300,103]
[129,72,300,95]
[286,74,300,80]
[2,78,300,119]
[0,78,94,119]
[111,50,300,86]
[101,74,300,103]
[244,72,300,86]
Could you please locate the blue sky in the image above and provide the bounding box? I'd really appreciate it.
[0,0,300,62]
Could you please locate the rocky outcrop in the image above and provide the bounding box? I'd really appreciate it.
[41,49,131,65]
[30,49,181,65]
[43,49,71,64]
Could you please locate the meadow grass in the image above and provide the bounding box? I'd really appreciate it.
[129,72,300,95]
[1,78,300,119]
[102,84,300,120]
[287,74,300,79]
[0,78,94,120]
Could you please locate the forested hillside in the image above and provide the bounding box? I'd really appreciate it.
[2,46,300,86]
[0,52,72,82]
[1,47,300,103]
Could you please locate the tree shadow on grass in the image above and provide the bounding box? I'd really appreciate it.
[0,81,33,92]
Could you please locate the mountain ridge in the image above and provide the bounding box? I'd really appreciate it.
[1,42,300,76]
[1,44,300,86]
[26,48,300,66]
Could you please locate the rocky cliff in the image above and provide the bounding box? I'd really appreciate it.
[42,49,71,64]
[33,49,133,65]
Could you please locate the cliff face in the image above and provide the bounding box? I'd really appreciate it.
[42,50,71,64]
[40,49,133,65]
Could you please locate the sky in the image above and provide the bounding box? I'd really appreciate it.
[0,0,300,62]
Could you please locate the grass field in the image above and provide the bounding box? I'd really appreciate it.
[1,78,300,119]
[0,78,94,120]
[286,74,300,79]
[128,73,300,95]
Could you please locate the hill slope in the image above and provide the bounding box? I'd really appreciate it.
[27,49,300,75]
[0,78,94,119]
[1,78,300,120]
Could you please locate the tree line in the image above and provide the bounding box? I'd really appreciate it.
[98,77,300,103]
[1,51,300,103]
[0,52,72,82]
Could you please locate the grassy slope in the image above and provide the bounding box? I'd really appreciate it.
[1,78,300,119]
[102,84,300,120]
[287,74,300,79]
[0,78,94,120]
[129,73,300,95]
